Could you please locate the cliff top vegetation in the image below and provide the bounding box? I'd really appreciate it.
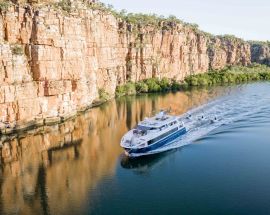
[0,0,245,42]
[249,40,270,46]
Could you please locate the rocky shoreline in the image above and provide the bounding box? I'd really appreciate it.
[0,99,106,136]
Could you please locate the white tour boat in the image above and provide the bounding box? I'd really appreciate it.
[120,110,187,157]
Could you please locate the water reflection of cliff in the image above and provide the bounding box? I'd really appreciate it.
[0,86,233,215]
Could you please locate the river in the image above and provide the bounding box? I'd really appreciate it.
[1,82,270,215]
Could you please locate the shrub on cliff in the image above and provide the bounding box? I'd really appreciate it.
[237,73,248,82]
[98,89,110,101]
[135,81,148,93]
[115,85,125,97]
[0,0,11,12]
[11,45,24,56]
[56,0,72,13]
[158,78,171,91]
[185,76,199,86]
[145,78,161,92]
[124,82,136,95]
[115,82,136,97]
[222,73,235,83]
[200,77,211,85]
[124,13,162,27]
[247,72,260,81]
[217,34,244,43]
[186,23,199,31]
[259,71,270,80]
[88,1,109,12]
[171,79,182,91]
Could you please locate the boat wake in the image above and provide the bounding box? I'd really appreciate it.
[129,84,270,157]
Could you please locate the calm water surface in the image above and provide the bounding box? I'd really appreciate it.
[1,83,270,215]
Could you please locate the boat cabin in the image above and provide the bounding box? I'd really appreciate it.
[132,112,183,141]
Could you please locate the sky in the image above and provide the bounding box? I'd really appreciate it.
[101,0,269,41]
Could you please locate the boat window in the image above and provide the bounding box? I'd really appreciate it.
[169,121,177,126]
[133,129,147,135]
[159,125,166,130]
[148,127,178,145]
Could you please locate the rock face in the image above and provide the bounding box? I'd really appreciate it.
[0,3,252,127]
[251,43,270,66]
[208,36,251,70]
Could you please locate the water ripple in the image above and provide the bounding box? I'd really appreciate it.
[130,83,270,157]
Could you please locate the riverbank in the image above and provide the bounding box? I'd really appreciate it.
[114,64,270,97]
[1,64,270,136]
[0,100,105,136]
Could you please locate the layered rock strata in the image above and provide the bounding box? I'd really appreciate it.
[251,43,270,66]
[0,3,253,130]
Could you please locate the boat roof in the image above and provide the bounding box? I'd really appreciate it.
[138,112,177,129]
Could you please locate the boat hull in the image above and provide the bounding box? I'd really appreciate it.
[125,127,187,156]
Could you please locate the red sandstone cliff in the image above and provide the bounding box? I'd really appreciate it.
[251,42,270,66]
[0,1,252,129]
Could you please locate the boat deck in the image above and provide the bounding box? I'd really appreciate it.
[138,114,177,129]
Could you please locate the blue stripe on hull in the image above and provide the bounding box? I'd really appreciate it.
[126,127,187,154]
